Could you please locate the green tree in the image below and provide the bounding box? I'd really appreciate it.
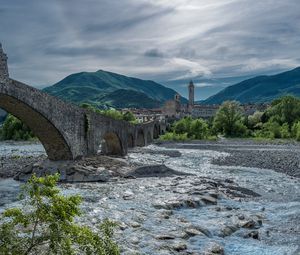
[248,111,264,130]
[0,114,35,141]
[213,101,248,137]
[122,111,138,124]
[174,117,192,135]
[0,174,119,255]
[280,123,290,138]
[261,119,282,138]
[123,111,135,122]
[267,95,300,126]
[292,121,300,141]
[190,118,208,139]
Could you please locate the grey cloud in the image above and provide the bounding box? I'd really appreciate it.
[45,45,130,57]
[144,49,164,58]
[84,7,173,34]
[0,0,299,96]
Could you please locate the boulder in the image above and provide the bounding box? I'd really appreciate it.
[15,158,111,182]
[125,164,192,178]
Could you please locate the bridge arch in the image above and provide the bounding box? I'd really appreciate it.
[0,93,72,160]
[100,132,123,155]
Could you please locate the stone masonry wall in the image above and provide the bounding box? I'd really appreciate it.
[0,43,9,84]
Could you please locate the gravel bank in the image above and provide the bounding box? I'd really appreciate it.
[159,139,300,178]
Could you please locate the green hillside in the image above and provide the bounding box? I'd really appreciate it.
[204,67,300,104]
[93,89,161,109]
[44,70,186,108]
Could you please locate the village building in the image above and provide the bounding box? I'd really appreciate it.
[162,80,220,119]
[191,104,219,119]
[128,80,270,122]
[162,93,182,118]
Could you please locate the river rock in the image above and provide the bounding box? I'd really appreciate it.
[155,234,176,240]
[125,164,192,178]
[159,209,173,219]
[172,242,187,251]
[241,219,261,229]
[204,242,224,255]
[244,230,260,240]
[185,228,204,237]
[130,222,141,228]
[199,195,218,204]
[220,225,239,237]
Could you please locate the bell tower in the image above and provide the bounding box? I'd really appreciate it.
[188,80,194,111]
[0,43,9,84]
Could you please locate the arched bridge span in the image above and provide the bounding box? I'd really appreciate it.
[0,44,166,160]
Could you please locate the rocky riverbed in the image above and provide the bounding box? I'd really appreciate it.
[161,139,300,178]
[0,140,300,254]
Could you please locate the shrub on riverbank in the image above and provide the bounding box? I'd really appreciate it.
[159,132,189,141]
[0,174,120,255]
[172,117,210,139]
[292,121,300,141]
[213,101,248,137]
[0,114,35,141]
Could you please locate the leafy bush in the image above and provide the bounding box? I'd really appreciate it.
[0,114,35,141]
[247,111,264,130]
[99,109,124,120]
[190,119,209,139]
[280,123,290,138]
[292,121,300,141]
[213,101,248,137]
[173,117,192,135]
[171,117,210,139]
[80,103,138,124]
[159,132,189,141]
[266,95,300,126]
[0,174,120,255]
[255,119,281,139]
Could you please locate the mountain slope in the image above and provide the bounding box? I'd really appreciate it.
[203,67,300,104]
[44,70,186,108]
[93,89,161,109]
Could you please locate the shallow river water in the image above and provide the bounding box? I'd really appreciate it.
[0,142,299,255]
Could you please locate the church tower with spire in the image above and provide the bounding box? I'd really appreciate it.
[0,43,9,84]
[188,80,194,112]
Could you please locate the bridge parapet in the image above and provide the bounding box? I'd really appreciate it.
[0,43,9,84]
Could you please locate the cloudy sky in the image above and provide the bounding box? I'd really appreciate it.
[1,0,299,99]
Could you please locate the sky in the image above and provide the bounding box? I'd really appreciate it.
[0,0,300,100]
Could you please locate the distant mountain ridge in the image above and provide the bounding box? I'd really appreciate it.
[203,67,300,104]
[44,70,187,108]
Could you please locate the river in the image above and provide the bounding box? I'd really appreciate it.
[0,141,299,254]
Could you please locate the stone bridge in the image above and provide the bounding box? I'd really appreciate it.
[0,44,166,160]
